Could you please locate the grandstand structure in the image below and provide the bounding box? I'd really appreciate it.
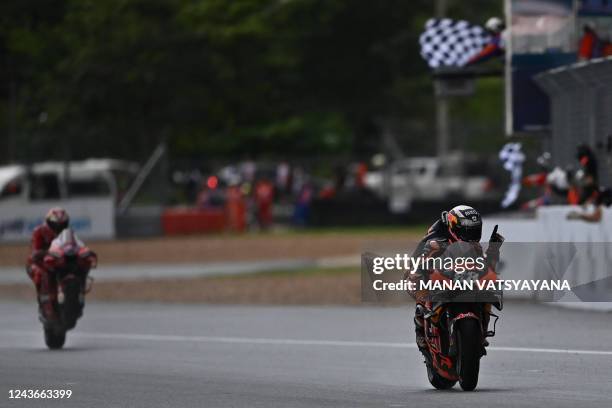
[536,57,612,186]
[507,0,612,185]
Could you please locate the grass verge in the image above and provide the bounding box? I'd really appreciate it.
[0,266,363,305]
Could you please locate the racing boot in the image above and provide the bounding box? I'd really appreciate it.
[414,304,431,363]
[482,304,491,347]
[37,270,58,325]
[38,295,57,325]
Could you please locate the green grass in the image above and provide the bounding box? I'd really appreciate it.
[224,266,358,279]
[209,224,427,240]
[268,224,428,237]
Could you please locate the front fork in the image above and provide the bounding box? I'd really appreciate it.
[57,274,93,305]
[447,304,498,357]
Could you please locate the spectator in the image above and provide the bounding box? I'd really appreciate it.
[355,162,368,189]
[291,166,306,196]
[240,159,256,183]
[521,153,572,209]
[578,23,612,60]
[226,183,247,232]
[276,161,291,196]
[254,177,275,230]
[467,17,505,65]
[566,144,607,222]
[197,176,225,208]
[566,187,610,223]
[579,24,600,60]
[293,183,314,226]
[575,144,599,204]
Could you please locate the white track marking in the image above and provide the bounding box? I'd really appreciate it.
[490,345,612,356]
[3,330,413,348]
[4,330,612,356]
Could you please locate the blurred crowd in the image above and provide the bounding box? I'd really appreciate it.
[521,143,611,222]
[171,160,370,229]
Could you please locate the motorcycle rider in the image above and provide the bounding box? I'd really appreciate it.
[410,205,504,360]
[26,207,70,322]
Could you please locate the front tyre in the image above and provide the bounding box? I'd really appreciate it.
[62,279,83,329]
[456,319,481,391]
[44,328,66,350]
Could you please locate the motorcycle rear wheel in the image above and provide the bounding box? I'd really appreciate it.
[456,319,481,391]
[44,328,66,350]
[426,363,456,390]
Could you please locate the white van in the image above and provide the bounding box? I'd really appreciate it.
[365,155,494,214]
[0,159,137,242]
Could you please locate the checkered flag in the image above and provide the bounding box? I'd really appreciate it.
[419,18,491,68]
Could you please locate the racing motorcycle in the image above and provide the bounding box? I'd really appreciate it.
[41,229,96,349]
[421,232,503,391]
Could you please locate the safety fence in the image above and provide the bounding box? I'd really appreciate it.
[485,206,612,302]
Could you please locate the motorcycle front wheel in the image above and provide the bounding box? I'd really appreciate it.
[61,279,83,330]
[456,319,481,391]
[44,328,66,350]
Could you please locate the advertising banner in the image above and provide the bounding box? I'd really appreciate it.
[0,198,115,242]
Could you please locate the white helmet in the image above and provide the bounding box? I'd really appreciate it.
[485,17,504,33]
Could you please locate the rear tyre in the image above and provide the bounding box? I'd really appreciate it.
[456,319,481,391]
[44,328,66,350]
[427,363,456,390]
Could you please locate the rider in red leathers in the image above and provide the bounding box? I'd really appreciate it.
[26,207,70,322]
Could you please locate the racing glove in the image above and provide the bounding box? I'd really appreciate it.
[486,225,504,268]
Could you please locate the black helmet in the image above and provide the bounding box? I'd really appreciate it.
[442,205,482,242]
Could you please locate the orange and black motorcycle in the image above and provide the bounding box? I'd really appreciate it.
[420,233,503,392]
[422,293,501,391]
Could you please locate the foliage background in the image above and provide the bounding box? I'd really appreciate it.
[0,0,503,163]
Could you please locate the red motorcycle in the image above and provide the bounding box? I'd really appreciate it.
[421,240,502,391]
[42,229,96,349]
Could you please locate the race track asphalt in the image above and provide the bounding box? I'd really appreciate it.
[1,301,611,408]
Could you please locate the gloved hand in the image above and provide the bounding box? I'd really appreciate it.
[486,225,504,267]
[489,224,505,243]
[31,250,46,264]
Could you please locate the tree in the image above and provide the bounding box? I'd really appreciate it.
[0,0,503,163]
